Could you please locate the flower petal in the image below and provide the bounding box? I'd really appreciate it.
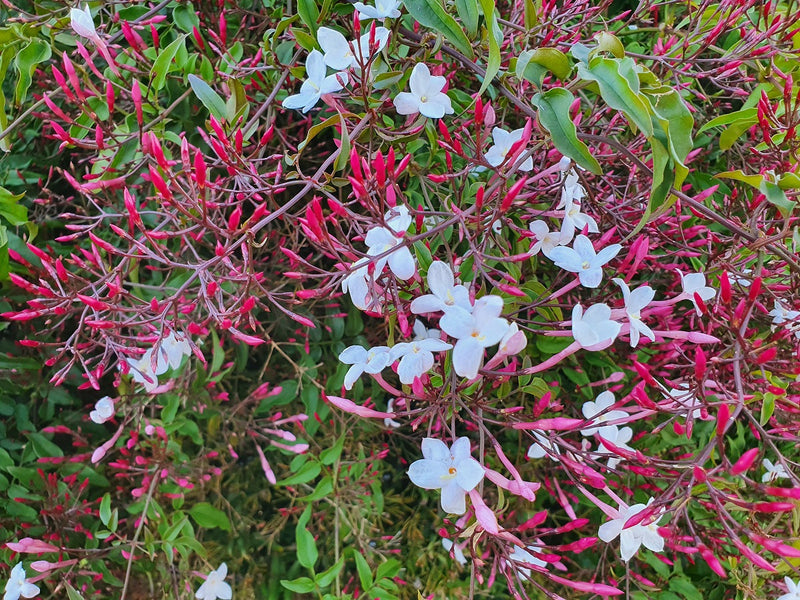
[455,457,484,492]
[388,247,416,280]
[410,294,445,314]
[408,458,450,488]
[440,481,467,514]
[452,337,485,378]
[339,345,367,364]
[421,437,450,462]
[393,92,420,115]
[408,63,431,96]
[598,518,623,542]
[427,261,454,299]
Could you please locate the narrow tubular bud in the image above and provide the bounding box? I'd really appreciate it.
[716,403,730,437]
[730,447,760,475]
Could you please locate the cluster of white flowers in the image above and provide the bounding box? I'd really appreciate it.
[123,330,192,393]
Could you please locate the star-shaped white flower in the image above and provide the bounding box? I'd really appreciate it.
[769,300,800,325]
[440,295,510,378]
[282,50,348,113]
[559,194,599,239]
[410,261,472,315]
[196,563,232,600]
[762,458,790,483]
[581,391,627,438]
[364,205,416,281]
[407,437,485,515]
[778,577,800,600]
[125,347,170,392]
[548,235,621,288]
[597,498,664,562]
[390,338,452,384]
[160,330,191,370]
[317,26,390,70]
[338,345,392,390]
[394,63,454,119]
[678,270,716,315]
[3,563,39,600]
[353,0,402,20]
[663,384,704,420]
[613,278,655,348]
[528,220,570,258]
[442,538,467,565]
[484,127,533,172]
[384,398,401,428]
[90,396,115,424]
[571,303,621,351]
[412,320,440,341]
[555,168,586,209]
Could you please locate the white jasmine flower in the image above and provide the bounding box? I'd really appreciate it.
[410,261,472,315]
[412,320,440,341]
[769,301,800,325]
[317,26,390,70]
[613,278,656,348]
[508,544,547,579]
[762,458,790,483]
[548,235,621,289]
[353,0,402,20]
[282,50,348,113]
[527,430,560,461]
[442,538,467,566]
[338,345,392,390]
[678,270,716,315]
[407,437,484,515]
[390,338,452,384]
[196,563,232,600]
[778,577,800,600]
[384,398,401,428]
[160,330,191,370]
[125,347,169,392]
[440,295,510,379]
[393,63,454,119]
[496,322,527,357]
[559,194,599,239]
[70,4,97,40]
[581,391,627,438]
[365,206,416,281]
[597,498,664,562]
[341,258,382,312]
[484,127,533,172]
[571,303,621,351]
[556,168,586,209]
[528,220,570,258]
[664,384,704,420]
[90,396,115,424]
[3,563,39,600]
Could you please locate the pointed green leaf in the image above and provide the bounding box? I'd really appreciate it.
[188,75,227,121]
[404,0,474,59]
[477,0,502,94]
[532,88,601,174]
[455,0,479,37]
[516,48,571,84]
[189,502,231,531]
[697,108,757,134]
[353,551,373,590]
[14,40,51,104]
[151,35,186,91]
[298,0,320,34]
[281,577,316,593]
[760,180,796,217]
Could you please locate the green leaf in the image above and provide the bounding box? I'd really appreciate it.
[320,435,345,465]
[669,577,701,599]
[516,48,571,85]
[297,0,320,34]
[404,0,474,59]
[151,35,187,91]
[592,31,625,58]
[477,0,502,94]
[578,57,653,136]
[760,180,796,217]
[188,75,227,121]
[353,551,373,590]
[65,583,86,600]
[188,502,231,531]
[280,577,316,593]
[316,557,345,588]
[697,108,757,134]
[301,475,333,502]
[715,170,763,188]
[99,493,112,526]
[531,88,601,174]
[455,0,479,37]
[650,89,694,165]
[296,510,318,568]
[760,393,775,425]
[294,29,317,52]
[0,186,27,225]
[14,40,51,104]
[279,460,321,486]
[523,0,538,29]
[173,3,200,32]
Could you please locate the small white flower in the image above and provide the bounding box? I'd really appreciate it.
[90,396,115,424]
[678,270,716,316]
[390,338,452,384]
[384,398,401,428]
[496,322,527,357]
[556,168,586,209]
[316,26,389,70]
[597,499,664,562]
[196,563,232,600]
[3,563,39,600]
[412,320,440,341]
[338,345,392,390]
[442,538,467,565]
[484,127,533,172]
[571,303,621,351]
[778,577,800,600]
[440,296,510,379]
[407,437,485,515]
[768,300,800,326]
[581,391,627,438]
[508,544,547,579]
[341,258,382,312]
[528,220,570,258]
[70,4,97,40]
[526,430,560,461]
[558,194,599,239]
[160,330,191,370]
[663,384,704,420]
[613,278,655,348]
[353,0,402,20]
[125,347,169,392]
[364,205,416,281]
[548,235,621,289]
[762,458,790,483]
[393,63,454,119]
[410,261,472,315]
[282,50,348,113]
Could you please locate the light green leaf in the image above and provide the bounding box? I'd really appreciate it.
[151,35,187,91]
[14,40,51,104]
[516,48,571,85]
[650,89,694,165]
[697,108,757,134]
[296,522,318,567]
[100,493,112,526]
[455,0,479,37]
[578,57,653,136]
[760,180,796,217]
[0,186,27,225]
[297,0,320,34]
[188,502,231,531]
[353,551,373,590]
[65,583,86,600]
[188,74,227,121]
[532,88,601,174]
[477,0,502,94]
[172,3,200,32]
[592,31,625,58]
[715,170,764,188]
[281,577,316,593]
[279,460,321,486]
[316,557,345,588]
[404,0,474,59]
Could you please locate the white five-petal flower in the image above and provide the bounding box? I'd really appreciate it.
[196,563,232,600]
[282,50,348,113]
[364,205,416,280]
[338,345,392,390]
[527,430,560,461]
[778,577,800,600]
[678,270,716,316]
[581,391,627,438]
[548,235,621,288]
[90,396,115,424]
[407,437,485,515]
[3,563,39,600]
[125,347,169,392]
[484,127,533,172]
[571,303,621,351]
[341,257,382,312]
[528,220,570,258]
[410,261,472,315]
[440,295,510,379]
[353,0,402,20]
[613,278,655,348]
[390,338,452,384]
[597,499,665,562]
[596,426,634,469]
[762,458,790,483]
[317,26,390,70]
[393,63,454,119]
[160,330,191,370]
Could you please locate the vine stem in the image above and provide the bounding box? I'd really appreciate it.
[120,467,161,600]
